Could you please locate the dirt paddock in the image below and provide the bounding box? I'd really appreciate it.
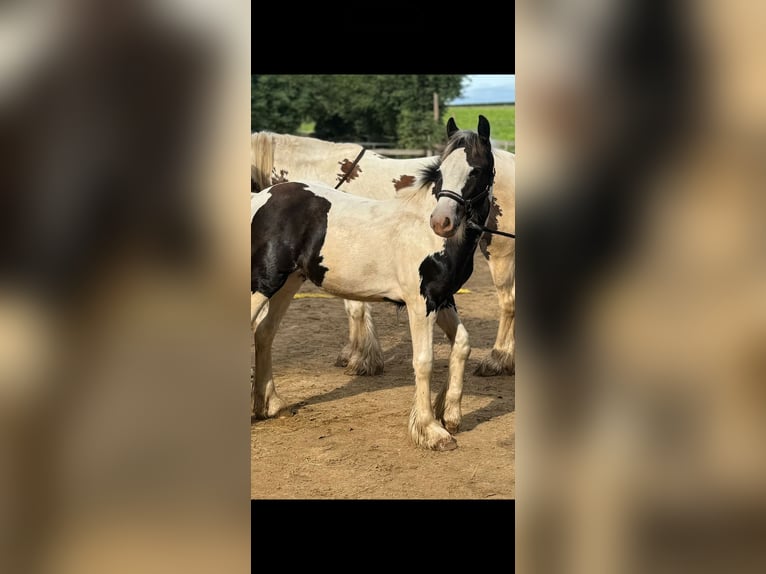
[250,250,515,499]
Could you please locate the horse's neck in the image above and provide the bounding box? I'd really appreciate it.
[418,225,484,314]
[391,188,480,261]
[389,184,438,218]
[339,153,438,200]
[492,149,516,220]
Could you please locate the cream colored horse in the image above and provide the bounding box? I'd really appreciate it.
[252,131,515,376]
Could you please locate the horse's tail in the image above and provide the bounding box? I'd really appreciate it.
[251,132,274,192]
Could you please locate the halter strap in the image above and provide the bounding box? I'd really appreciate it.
[334,147,366,190]
[435,187,489,218]
[435,189,468,206]
[434,168,515,239]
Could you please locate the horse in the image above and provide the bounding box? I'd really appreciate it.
[251,116,495,451]
[251,124,515,377]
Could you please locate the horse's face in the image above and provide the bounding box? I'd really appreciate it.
[430,115,494,238]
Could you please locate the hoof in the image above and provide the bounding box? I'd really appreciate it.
[252,406,292,420]
[337,342,384,375]
[434,436,458,451]
[343,360,384,376]
[473,350,515,377]
[335,343,352,368]
[410,417,457,451]
[252,396,288,420]
[444,421,460,435]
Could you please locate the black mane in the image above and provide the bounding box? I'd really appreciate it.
[418,159,442,190]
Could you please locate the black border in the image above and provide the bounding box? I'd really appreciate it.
[251,499,515,550]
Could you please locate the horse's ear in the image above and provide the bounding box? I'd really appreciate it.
[478,115,491,141]
[446,117,459,138]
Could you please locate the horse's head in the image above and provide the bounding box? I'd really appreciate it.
[427,115,494,239]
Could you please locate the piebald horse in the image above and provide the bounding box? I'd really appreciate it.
[251,123,515,377]
[251,116,495,451]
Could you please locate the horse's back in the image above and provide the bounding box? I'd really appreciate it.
[252,181,397,248]
[340,155,437,200]
[250,179,437,301]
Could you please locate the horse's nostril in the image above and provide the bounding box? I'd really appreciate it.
[443,217,451,230]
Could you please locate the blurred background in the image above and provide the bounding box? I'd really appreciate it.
[516,0,766,572]
[3,0,766,570]
[0,1,250,572]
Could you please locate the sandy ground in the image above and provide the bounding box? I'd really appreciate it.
[251,250,514,499]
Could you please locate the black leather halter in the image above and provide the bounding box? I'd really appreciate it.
[436,188,489,218]
[435,170,515,239]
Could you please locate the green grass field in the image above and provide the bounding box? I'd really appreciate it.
[444,104,515,144]
[297,103,515,150]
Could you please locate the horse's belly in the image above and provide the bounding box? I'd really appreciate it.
[317,252,402,301]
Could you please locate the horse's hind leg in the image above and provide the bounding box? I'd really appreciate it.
[251,292,268,328]
[251,292,268,409]
[334,299,357,367]
[434,306,470,433]
[252,273,304,419]
[335,300,384,376]
[475,253,515,376]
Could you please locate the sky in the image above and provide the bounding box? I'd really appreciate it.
[448,75,515,105]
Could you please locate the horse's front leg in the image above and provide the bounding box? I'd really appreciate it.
[475,252,515,376]
[406,302,457,451]
[334,300,384,376]
[434,306,470,433]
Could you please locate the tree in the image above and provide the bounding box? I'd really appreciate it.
[251,75,311,133]
[396,108,444,149]
[250,75,465,147]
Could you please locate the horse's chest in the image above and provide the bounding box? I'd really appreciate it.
[418,242,476,315]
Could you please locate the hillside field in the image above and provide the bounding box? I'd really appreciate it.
[444,104,515,144]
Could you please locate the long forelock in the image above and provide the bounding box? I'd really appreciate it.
[446,129,494,170]
[440,129,478,159]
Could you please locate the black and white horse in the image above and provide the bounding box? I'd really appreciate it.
[251,116,495,451]
[251,122,515,377]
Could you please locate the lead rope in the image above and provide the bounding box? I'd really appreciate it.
[468,221,516,239]
[334,147,366,190]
